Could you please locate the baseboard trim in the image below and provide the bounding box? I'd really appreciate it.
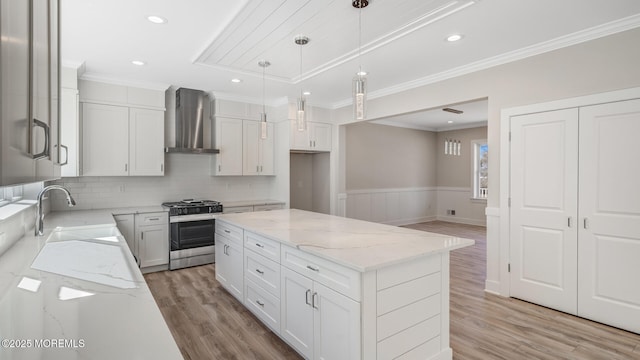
[383,215,437,226]
[484,280,502,296]
[436,215,486,227]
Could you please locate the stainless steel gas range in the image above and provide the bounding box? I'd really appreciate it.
[161,199,223,270]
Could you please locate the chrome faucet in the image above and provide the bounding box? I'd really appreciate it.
[35,185,77,236]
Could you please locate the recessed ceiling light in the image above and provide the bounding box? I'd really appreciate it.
[303,91,311,96]
[147,15,167,24]
[231,78,242,83]
[447,120,454,124]
[446,34,463,42]
[131,60,146,66]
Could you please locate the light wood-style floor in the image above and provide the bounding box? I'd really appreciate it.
[145,221,640,360]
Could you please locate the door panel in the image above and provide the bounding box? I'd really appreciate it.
[510,108,579,314]
[280,267,313,359]
[578,99,640,333]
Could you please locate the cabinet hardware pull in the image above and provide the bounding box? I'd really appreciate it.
[125,163,128,172]
[567,217,572,228]
[31,119,50,160]
[218,165,221,172]
[255,269,264,275]
[255,243,264,248]
[312,292,318,309]
[305,289,311,306]
[256,300,265,307]
[584,218,589,229]
[60,144,69,165]
[224,229,231,234]
[141,232,144,240]
[306,265,319,272]
[256,165,259,172]
[148,218,160,221]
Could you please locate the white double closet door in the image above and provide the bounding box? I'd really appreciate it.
[510,98,640,334]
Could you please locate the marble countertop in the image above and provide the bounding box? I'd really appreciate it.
[218,209,475,272]
[0,210,183,360]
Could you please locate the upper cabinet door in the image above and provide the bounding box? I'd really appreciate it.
[32,0,56,181]
[213,117,243,176]
[0,0,35,185]
[129,108,164,176]
[259,122,275,175]
[310,122,331,152]
[290,120,310,150]
[243,120,261,175]
[81,103,129,176]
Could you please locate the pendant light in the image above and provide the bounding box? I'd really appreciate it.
[258,60,270,139]
[353,0,368,120]
[295,35,309,131]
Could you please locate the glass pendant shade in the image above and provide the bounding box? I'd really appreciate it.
[353,75,366,120]
[258,60,270,140]
[260,112,268,139]
[296,97,306,131]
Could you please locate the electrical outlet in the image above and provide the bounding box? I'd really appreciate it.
[447,209,456,216]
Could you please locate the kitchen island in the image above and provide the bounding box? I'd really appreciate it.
[216,209,474,360]
[0,210,183,360]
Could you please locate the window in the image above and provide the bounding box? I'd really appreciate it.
[472,140,488,200]
[0,185,24,207]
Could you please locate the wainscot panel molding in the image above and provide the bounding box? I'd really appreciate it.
[484,206,501,295]
[345,187,437,226]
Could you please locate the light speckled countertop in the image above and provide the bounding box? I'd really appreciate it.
[218,209,474,272]
[0,209,182,360]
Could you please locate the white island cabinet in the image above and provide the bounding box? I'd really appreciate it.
[215,209,473,360]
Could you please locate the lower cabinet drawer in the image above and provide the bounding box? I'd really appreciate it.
[216,220,243,243]
[281,245,361,301]
[245,248,280,298]
[245,279,280,334]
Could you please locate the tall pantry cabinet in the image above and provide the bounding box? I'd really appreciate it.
[0,0,61,185]
[508,93,640,334]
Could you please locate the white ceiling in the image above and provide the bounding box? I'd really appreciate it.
[61,0,640,113]
[372,99,488,131]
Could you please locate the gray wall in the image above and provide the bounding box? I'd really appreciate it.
[345,122,436,190]
[437,126,487,188]
[336,27,640,208]
[290,153,330,214]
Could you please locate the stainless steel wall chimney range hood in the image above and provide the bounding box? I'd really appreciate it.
[165,88,219,154]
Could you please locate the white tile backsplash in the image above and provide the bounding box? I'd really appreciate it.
[50,154,276,210]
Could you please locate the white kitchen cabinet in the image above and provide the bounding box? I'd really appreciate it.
[211,115,275,177]
[60,88,79,177]
[135,212,168,270]
[215,233,244,302]
[281,266,361,360]
[0,0,60,185]
[290,121,331,152]
[114,214,136,259]
[212,117,243,176]
[82,103,130,176]
[82,104,164,176]
[243,120,274,176]
[129,108,164,176]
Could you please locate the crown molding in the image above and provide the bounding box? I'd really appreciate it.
[79,73,171,91]
[331,13,640,109]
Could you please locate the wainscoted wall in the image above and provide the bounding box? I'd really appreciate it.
[344,187,437,226]
[49,153,276,211]
[484,207,501,294]
[343,187,486,226]
[436,187,487,226]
